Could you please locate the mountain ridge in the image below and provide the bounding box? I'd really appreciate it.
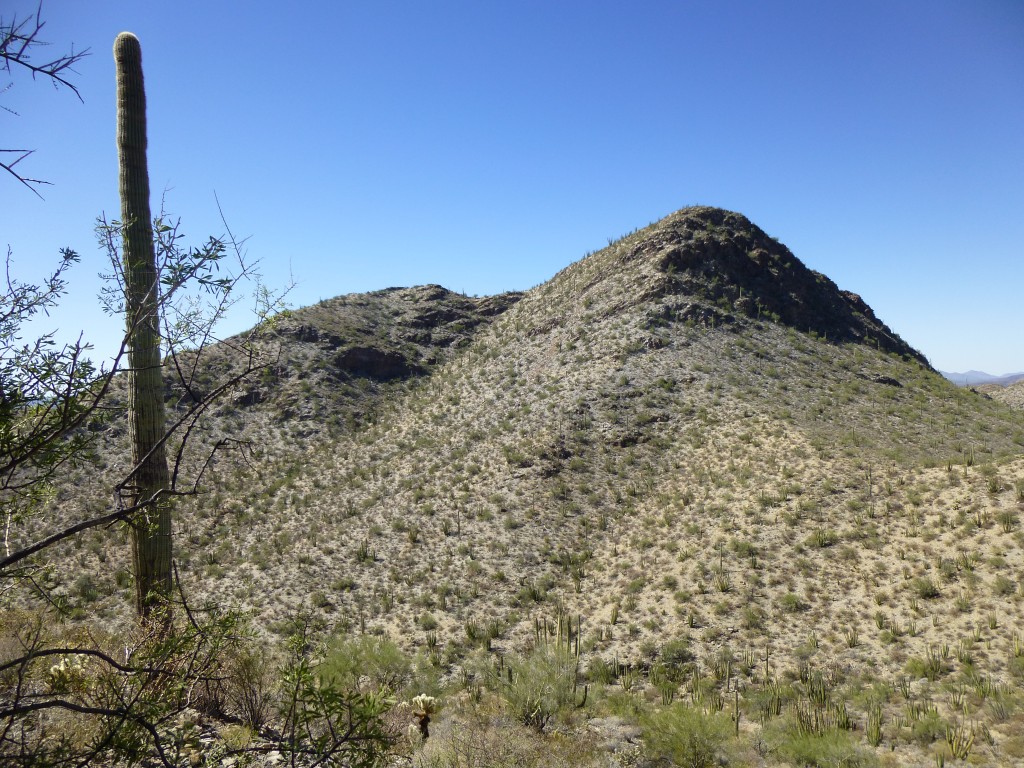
[941,369,1024,387]
[15,205,1024,767]
[134,205,1024,643]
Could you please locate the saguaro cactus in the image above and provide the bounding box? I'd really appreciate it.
[114,32,172,619]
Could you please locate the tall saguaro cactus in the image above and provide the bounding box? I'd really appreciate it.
[114,32,172,619]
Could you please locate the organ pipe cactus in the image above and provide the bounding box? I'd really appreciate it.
[114,32,172,619]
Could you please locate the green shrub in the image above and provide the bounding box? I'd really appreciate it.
[912,577,940,599]
[226,644,276,730]
[771,726,876,767]
[494,647,585,731]
[780,592,807,613]
[642,703,731,768]
[909,708,946,745]
[319,635,412,695]
[993,575,1018,596]
[660,637,695,672]
[808,528,838,548]
[906,647,945,681]
[742,605,766,630]
[587,657,618,685]
[1009,653,1024,681]
[279,639,395,765]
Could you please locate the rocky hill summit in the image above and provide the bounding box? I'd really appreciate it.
[174,206,926,450]
[136,283,524,451]
[536,206,924,362]
[234,283,521,427]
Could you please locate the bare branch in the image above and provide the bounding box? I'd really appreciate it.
[0,4,89,100]
[1,341,264,574]
[0,149,48,197]
[0,506,127,572]
[1,3,90,192]
[1,646,143,678]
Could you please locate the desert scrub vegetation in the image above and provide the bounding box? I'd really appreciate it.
[0,606,399,766]
[225,616,1021,767]
[10,193,1024,766]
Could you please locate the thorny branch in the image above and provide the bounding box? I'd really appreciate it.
[1,3,90,195]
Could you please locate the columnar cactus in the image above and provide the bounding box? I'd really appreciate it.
[114,31,172,619]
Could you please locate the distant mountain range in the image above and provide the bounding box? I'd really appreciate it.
[940,370,1024,387]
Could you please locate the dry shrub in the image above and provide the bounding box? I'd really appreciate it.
[413,699,602,768]
[225,643,276,730]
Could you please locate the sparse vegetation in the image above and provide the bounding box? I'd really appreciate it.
[5,206,1024,765]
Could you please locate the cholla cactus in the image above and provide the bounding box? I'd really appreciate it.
[409,693,438,741]
[47,655,87,693]
[411,694,437,714]
[406,722,423,746]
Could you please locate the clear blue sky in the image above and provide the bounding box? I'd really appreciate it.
[4,0,1023,374]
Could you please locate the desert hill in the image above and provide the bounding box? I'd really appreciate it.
[180,205,1022,689]
[21,206,1024,766]
[982,378,1024,411]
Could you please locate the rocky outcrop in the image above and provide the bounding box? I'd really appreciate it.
[334,346,423,380]
[636,207,927,364]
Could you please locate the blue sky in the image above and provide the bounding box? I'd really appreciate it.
[4,0,1023,374]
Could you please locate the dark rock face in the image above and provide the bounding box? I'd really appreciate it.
[408,307,465,328]
[334,346,424,380]
[477,292,525,316]
[234,388,264,407]
[207,284,524,431]
[633,207,925,364]
[283,324,345,349]
[289,324,321,343]
[866,375,903,387]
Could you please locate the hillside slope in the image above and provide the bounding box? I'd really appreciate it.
[22,206,1024,766]
[170,207,1024,659]
[981,379,1024,411]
